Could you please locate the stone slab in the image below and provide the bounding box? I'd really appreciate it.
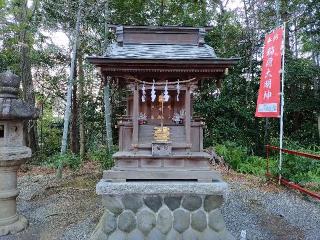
[96,180,228,197]
[113,151,211,159]
[103,169,221,182]
[0,146,31,162]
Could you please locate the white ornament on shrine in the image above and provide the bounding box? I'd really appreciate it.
[141,82,146,102]
[176,79,181,101]
[151,80,156,102]
[163,81,170,102]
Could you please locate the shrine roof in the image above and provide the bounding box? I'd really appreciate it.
[104,43,217,60]
[87,26,240,73]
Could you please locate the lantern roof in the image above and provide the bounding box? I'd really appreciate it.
[0,71,38,120]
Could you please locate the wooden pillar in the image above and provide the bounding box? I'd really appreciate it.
[185,86,191,149]
[103,75,113,150]
[132,84,139,149]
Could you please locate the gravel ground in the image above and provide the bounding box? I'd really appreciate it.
[223,176,320,240]
[0,167,319,240]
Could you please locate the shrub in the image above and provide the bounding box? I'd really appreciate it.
[45,152,82,171]
[87,145,117,170]
[215,141,276,176]
[215,141,320,191]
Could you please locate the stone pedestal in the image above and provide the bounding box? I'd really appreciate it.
[0,147,30,236]
[0,71,38,236]
[91,181,234,240]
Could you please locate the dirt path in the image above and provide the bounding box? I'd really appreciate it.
[0,164,319,240]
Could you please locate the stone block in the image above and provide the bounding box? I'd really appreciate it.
[191,210,207,232]
[137,209,156,235]
[118,210,136,233]
[108,230,126,240]
[164,196,181,211]
[144,195,162,212]
[182,228,199,240]
[101,210,116,234]
[102,196,123,216]
[166,229,182,240]
[156,206,172,234]
[208,209,226,232]
[122,194,143,213]
[127,229,144,240]
[182,195,202,211]
[147,228,165,240]
[173,209,190,233]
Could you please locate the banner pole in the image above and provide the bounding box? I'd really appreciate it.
[279,22,286,184]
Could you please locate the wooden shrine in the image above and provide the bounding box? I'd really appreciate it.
[88,26,238,182]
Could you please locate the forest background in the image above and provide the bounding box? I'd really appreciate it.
[0,0,319,188]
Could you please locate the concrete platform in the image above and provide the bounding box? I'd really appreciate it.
[91,180,234,240]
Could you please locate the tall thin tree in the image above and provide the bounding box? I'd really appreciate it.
[103,0,113,151]
[19,0,39,154]
[58,0,84,178]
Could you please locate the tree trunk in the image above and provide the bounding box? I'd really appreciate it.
[103,0,113,151]
[159,0,164,26]
[19,0,38,154]
[242,0,254,104]
[78,51,85,159]
[70,62,79,154]
[58,0,83,178]
[20,43,38,154]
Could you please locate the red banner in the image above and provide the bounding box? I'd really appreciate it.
[255,27,284,118]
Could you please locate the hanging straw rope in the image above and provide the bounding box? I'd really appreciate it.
[123,75,197,85]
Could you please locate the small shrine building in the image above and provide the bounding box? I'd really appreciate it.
[88,26,238,182]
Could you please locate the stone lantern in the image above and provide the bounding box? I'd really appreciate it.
[0,71,38,236]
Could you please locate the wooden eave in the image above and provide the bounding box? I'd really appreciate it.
[87,57,240,75]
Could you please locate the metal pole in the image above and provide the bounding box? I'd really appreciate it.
[279,22,286,183]
[275,0,281,26]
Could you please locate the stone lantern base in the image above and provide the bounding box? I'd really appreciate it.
[90,181,234,240]
[0,146,30,236]
[0,216,28,236]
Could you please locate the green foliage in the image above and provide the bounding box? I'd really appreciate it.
[215,141,276,176]
[268,140,320,190]
[38,104,63,156]
[282,154,320,185]
[216,141,320,191]
[87,145,117,170]
[45,152,82,171]
[109,0,209,26]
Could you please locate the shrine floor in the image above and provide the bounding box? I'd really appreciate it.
[1,162,319,240]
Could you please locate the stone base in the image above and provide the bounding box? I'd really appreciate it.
[104,169,222,182]
[0,146,31,162]
[0,215,28,236]
[90,180,234,240]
